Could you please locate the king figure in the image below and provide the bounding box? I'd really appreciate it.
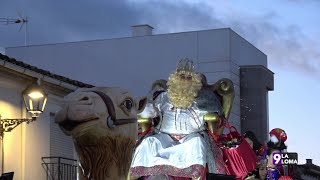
[130,59,235,180]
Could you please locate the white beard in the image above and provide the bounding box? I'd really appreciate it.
[167,75,202,109]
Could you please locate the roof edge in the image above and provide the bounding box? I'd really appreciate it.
[240,65,274,75]
[0,53,94,89]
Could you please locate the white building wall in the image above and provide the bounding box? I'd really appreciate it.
[230,30,267,67]
[23,102,51,180]
[6,28,267,131]
[0,72,25,180]
[0,67,75,180]
[6,28,237,96]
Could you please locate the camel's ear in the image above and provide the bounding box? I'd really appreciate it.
[135,96,147,114]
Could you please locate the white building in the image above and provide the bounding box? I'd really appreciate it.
[0,53,92,179]
[5,25,274,143]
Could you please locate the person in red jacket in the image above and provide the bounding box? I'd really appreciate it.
[244,131,263,156]
[266,128,288,180]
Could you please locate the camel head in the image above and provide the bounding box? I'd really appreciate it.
[55,87,147,180]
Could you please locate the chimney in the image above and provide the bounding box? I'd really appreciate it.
[306,159,313,164]
[131,24,154,37]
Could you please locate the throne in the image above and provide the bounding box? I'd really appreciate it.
[134,77,235,179]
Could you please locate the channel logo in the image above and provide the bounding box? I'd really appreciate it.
[272,152,298,165]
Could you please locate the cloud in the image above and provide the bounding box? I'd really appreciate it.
[1,0,319,76]
[128,0,225,33]
[0,0,144,46]
[222,12,320,77]
[137,1,320,77]
[0,0,224,45]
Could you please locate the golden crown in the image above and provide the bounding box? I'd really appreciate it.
[176,58,195,73]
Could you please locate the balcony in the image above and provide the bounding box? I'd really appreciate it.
[42,157,77,180]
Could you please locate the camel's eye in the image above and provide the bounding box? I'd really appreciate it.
[122,99,133,110]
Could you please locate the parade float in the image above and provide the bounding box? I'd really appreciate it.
[130,59,257,180]
[55,59,294,180]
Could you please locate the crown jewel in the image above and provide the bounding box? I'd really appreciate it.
[176,58,195,73]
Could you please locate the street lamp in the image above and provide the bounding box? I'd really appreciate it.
[22,84,48,118]
[0,84,48,136]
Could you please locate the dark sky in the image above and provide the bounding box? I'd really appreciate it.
[0,0,223,45]
[0,0,319,77]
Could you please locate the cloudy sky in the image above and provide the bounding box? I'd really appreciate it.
[1,0,319,165]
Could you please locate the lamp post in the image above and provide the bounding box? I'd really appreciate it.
[0,84,47,136]
[0,83,47,174]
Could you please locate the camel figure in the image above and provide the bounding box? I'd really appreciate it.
[55,87,147,180]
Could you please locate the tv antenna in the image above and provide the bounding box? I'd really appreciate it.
[0,11,29,46]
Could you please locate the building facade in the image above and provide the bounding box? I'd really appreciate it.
[294,159,320,180]
[5,26,274,143]
[0,53,92,179]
